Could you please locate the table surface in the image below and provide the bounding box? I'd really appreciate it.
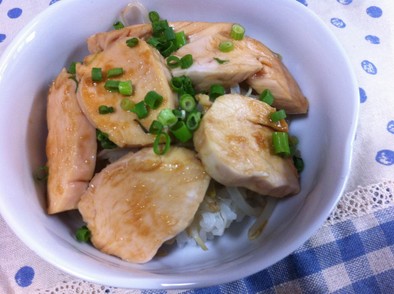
[1,0,394,293]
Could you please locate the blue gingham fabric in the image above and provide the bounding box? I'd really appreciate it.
[1,0,394,293]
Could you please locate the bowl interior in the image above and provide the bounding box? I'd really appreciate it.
[0,0,358,289]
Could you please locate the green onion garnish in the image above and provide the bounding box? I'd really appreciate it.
[148,11,160,22]
[179,94,196,112]
[98,105,114,114]
[270,109,287,122]
[104,80,120,91]
[219,41,234,52]
[144,91,163,109]
[259,89,274,105]
[149,120,164,134]
[230,24,245,40]
[175,31,187,48]
[126,37,139,48]
[147,11,186,57]
[118,81,133,96]
[153,131,171,155]
[131,101,149,119]
[161,41,177,58]
[67,62,77,75]
[107,67,124,78]
[180,54,193,69]
[120,98,135,111]
[91,67,103,82]
[96,129,117,149]
[272,132,290,156]
[213,57,229,64]
[158,108,178,127]
[293,156,304,173]
[186,111,202,131]
[113,21,125,30]
[167,55,180,68]
[170,121,193,143]
[33,165,49,182]
[170,76,195,96]
[209,84,225,101]
[173,109,185,119]
[75,225,91,242]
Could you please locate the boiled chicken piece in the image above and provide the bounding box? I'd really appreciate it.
[78,147,210,263]
[193,94,300,198]
[46,69,97,214]
[171,22,308,113]
[244,38,308,114]
[77,37,176,147]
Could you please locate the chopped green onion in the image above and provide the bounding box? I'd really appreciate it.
[180,54,193,69]
[166,55,180,68]
[158,108,178,126]
[179,94,196,112]
[107,67,124,78]
[173,109,185,120]
[113,21,125,30]
[209,84,225,101]
[270,109,287,122]
[153,131,171,155]
[147,11,182,57]
[98,105,114,114]
[213,57,229,64]
[118,81,133,96]
[164,26,176,41]
[230,23,245,40]
[104,80,120,91]
[219,41,234,52]
[175,31,187,48]
[161,41,177,57]
[33,165,48,182]
[120,98,135,111]
[131,101,149,119]
[186,111,202,131]
[91,67,103,82]
[170,76,195,96]
[144,91,163,109]
[148,11,160,23]
[75,225,91,242]
[293,156,304,173]
[126,37,139,47]
[259,89,274,105]
[272,132,290,156]
[96,129,117,149]
[170,121,193,142]
[149,120,163,134]
[67,62,77,74]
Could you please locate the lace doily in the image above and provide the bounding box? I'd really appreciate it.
[325,179,394,226]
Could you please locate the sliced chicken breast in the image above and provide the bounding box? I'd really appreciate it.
[78,147,210,263]
[46,69,97,214]
[193,94,299,198]
[77,37,176,147]
[170,22,308,113]
[244,38,308,114]
[170,22,263,91]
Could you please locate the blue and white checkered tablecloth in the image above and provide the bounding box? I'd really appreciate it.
[1,0,394,293]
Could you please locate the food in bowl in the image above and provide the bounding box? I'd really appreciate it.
[43,5,307,264]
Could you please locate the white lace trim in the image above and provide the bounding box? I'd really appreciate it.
[325,179,394,226]
[33,181,394,293]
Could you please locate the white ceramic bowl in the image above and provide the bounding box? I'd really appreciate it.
[0,0,358,289]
